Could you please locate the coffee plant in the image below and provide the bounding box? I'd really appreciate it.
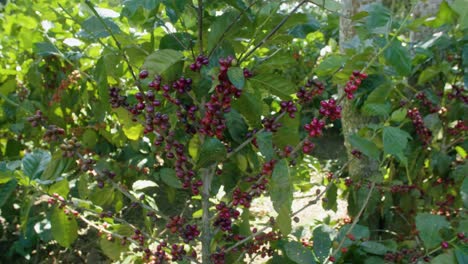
[0,0,466,263]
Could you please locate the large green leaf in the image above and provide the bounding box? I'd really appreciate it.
[349,134,381,159]
[160,168,182,188]
[315,55,346,77]
[431,249,456,264]
[50,207,78,248]
[79,16,121,39]
[249,74,295,100]
[196,137,227,168]
[313,225,332,262]
[360,241,388,255]
[232,90,263,127]
[284,241,314,264]
[288,17,320,38]
[225,110,248,143]
[256,131,274,161]
[41,155,74,181]
[461,177,468,208]
[270,159,292,235]
[100,236,127,260]
[142,49,184,80]
[415,213,449,249]
[113,108,144,140]
[382,126,411,164]
[0,180,17,208]
[22,150,51,179]
[384,40,411,76]
[227,67,245,89]
[363,3,391,34]
[159,32,194,51]
[273,114,300,149]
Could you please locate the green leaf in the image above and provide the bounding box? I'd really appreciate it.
[315,55,346,77]
[142,49,184,81]
[277,205,292,235]
[384,40,411,76]
[227,67,245,89]
[100,236,127,260]
[273,114,300,149]
[132,180,158,191]
[207,11,239,52]
[79,16,121,39]
[415,213,450,249]
[256,131,274,161]
[452,0,468,29]
[360,241,388,255]
[431,249,456,264]
[270,160,293,235]
[390,108,407,122]
[455,247,468,264]
[461,177,468,208]
[160,32,194,51]
[48,179,70,198]
[113,108,143,140]
[349,134,381,159]
[249,74,295,100]
[197,138,227,168]
[232,90,263,127]
[41,155,74,181]
[284,241,314,264]
[50,207,78,247]
[33,42,60,56]
[0,180,17,208]
[225,110,248,143]
[363,3,391,34]
[288,17,320,38]
[160,168,182,188]
[418,66,441,85]
[365,82,392,103]
[189,135,201,160]
[427,1,456,28]
[382,126,411,163]
[313,225,332,262]
[362,102,392,117]
[22,150,51,179]
[121,0,159,18]
[323,183,337,211]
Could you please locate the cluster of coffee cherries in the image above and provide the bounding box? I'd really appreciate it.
[213,201,241,232]
[27,110,46,127]
[242,230,279,259]
[43,125,65,142]
[415,92,439,113]
[319,98,342,121]
[200,56,244,138]
[383,248,427,263]
[160,132,202,195]
[261,117,282,132]
[447,85,468,104]
[302,139,315,154]
[280,100,298,118]
[448,120,468,136]
[344,71,368,99]
[296,79,325,104]
[232,188,253,208]
[304,118,326,137]
[165,216,200,243]
[109,87,129,108]
[59,137,81,157]
[190,55,209,71]
[351,149,362,159]
[407,107,432,145]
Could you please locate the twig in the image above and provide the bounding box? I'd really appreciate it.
[197,0,204,54]
[201,166,215,263]
[208,0,260,59]
[327,182,376,263]
[84,0,139,83]
[238,0,308,64]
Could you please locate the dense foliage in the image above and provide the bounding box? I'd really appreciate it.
[0,0,467,263]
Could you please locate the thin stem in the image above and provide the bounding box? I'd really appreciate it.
[201,167,215,263]
[208,0,260,59]
[238,0,308,64]
[327,182,376,263]
[360,6,414,73]
[197,0,204,54]
[84,0,138,83]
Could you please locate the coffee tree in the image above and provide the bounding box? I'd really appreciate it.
[0,0,466,263]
